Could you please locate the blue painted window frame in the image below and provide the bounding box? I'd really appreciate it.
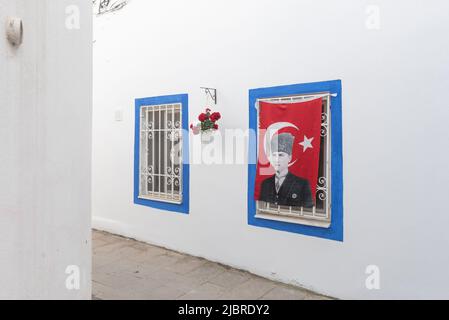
[134,94,190,214]
[248,80,343,241]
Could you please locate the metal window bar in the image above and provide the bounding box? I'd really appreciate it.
[255,93,332,226]
[158,106,161,198]
[139,103,183,204]
[171,104,175,199]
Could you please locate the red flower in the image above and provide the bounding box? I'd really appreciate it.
[213,124,219,130]
[198,113,208,122]
[210,112,221,122]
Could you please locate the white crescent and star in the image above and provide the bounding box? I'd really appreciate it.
[299,135,314,152]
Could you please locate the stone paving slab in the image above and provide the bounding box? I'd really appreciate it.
[92,230,332,300]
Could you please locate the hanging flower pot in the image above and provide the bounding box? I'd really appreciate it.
[190,108,221,144]
[201,129,215,143]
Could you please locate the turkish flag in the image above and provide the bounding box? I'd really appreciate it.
[255,98,323,207]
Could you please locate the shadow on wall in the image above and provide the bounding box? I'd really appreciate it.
[92,0,130,15]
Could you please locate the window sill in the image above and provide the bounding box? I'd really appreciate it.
[138,195,182,205]
[255,211,331,229]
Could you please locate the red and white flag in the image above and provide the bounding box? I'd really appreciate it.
[255,98,323,206]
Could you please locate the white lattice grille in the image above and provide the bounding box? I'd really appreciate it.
[139,103,183,204]
[256,93,331,228]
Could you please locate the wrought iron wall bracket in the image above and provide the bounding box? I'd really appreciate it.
[200,87,217,105]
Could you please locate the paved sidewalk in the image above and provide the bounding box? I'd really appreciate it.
[92,230,332,300]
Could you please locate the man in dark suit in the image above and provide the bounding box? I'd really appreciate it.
[259,133,313,208]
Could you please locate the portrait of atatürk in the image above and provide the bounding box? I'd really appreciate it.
[259,133,313,208]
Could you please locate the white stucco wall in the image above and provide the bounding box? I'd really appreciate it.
[0,0,92,299]
[92,0,449,299]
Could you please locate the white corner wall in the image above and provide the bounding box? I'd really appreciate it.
[92,0,449,299]
[0,0,92,299]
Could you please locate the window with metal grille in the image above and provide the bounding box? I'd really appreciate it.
[255,93,332,228]
[138,103,183,204]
